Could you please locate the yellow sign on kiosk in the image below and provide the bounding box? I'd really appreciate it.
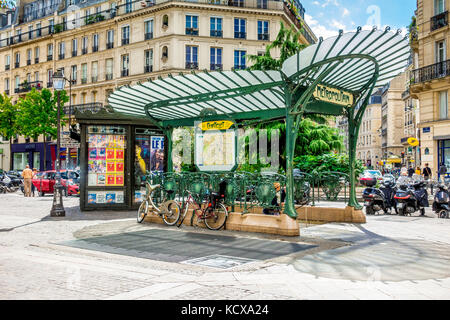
[198,120,234,131]
[407,137,419,147]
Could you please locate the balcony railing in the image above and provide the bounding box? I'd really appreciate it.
[14,62,20,68]
[106,74,113,80]
[5,65,10,71]
[81,78,87,84]
[210,63,222,71]
[411,59,450,84]
[185,28,199,36]
[233,65,246,70]
[47,81,53,88]
[144,65,153,73]
[91,76,98,83]
[106,42,114,49]
[58,53,65,60]
[431,11,448,31]
[35,57,39,64]
[185,62,198,69]
[402,89,410,100]
[82,48,88,55]
[210,30,223,37]
[121,69,129,77]
[122,38,129,46]
[72,51,77,57]
[64,102,104,115]
[5,90,9,95]
[27,59,31,66]
[234,32,246,39]
[92,46,98,53]
[47,55,53,61]
[145,32,153,40]
[258,33,269,41]
[16,81,43,93]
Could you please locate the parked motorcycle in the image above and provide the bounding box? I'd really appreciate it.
[394,176,429,216]
[432,183,450,219]
[363,174,398,215]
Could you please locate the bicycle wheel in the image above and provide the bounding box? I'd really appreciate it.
[137,200,148,223]
[162,200,181,226]
[204,202,228,230]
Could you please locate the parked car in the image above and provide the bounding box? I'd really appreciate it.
[32,170,79,196]
[359,170,383,187]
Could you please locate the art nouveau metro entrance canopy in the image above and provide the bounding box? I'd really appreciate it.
[108,27,411,219]
[108,27,410,127]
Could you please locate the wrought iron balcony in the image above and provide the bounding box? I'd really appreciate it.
[5,90,9,95]
[64,102,104,115]
[72,51,77,57]
[144,65,153,73]
[17,81,43,93]
[258,33,269,41]
[121,69,129,77]
[122,38,129,46]
[92,46,98,53]
[411,59,450,84]
[185,62,198,70]
[58,53,65,60]
[35,58,39,64]
[402,89,410,100]
[14,62,20,68]
[5,65,9,71]
[210,30,223,37]
[229,0,245,7]
[431,11,448,31]
[185,28,199,36]
[106,42,114,49]
[234,32,246,39]
[47,81,53,88]
[91,76,98,83]
[81,78,87,84]
[210,63,222,71]
[233,65,246,70]
[47,55,53,61]
[145,32,153,40]
[27,59,31,66]
[106,74,113,80]
[82,48,88,55]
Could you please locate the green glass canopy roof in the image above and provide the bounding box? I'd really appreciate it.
[108,27,410,124]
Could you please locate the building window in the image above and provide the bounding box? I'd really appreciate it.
[92,34,99,52]
[436,40,446,63]
[234,18,246,39]
[186,15,198,35]
[234,50,246,70]
[72,39,78,56]
[47,69,53,87]
[71,65,77,83]
[59,41,65,60]
[106,58,113,80]
[162,46,168,59]
[36,22,41,37]
[82,36,88,54]
[210,47,222,71]
[186,46,198,69]
[210,17,222,37]
[5,78,9,94]
[121,54,129,76]
[257,20,269,40]
[34,47,39,63]
[5,55,10,70]
[107,30,114,49]
[15,52,20,68]
[144,49,153,73]
[27,49,32,65]
[47,43,53,61]
[439,90,448,119]
[144,20,154,40]
[257,0,268,9]
[81,63,87,84]
[125,0,132,13]
[435,0,445,15]
[122,26,130,45]
[92,61,98,82]
[162,15,169,28]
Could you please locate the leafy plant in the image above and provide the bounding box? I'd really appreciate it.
[294,153,364,176]
[0,93,19,142]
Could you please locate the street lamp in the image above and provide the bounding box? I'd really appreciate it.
[50,69,66,217]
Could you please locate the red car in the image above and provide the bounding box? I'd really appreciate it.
[32,170,80,196]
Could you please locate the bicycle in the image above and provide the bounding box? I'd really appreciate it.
[178,189,228,231]
[137,182,181,225]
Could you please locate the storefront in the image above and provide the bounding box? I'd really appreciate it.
[76,110,165,211]
[11,142,54,172]
[438,139,450,177]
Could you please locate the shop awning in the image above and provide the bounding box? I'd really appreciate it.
[108,27,410,125]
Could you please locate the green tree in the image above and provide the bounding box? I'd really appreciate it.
[0,92,19,143]
[16,88,69,170]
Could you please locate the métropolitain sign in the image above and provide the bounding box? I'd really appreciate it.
[313,85,354,107]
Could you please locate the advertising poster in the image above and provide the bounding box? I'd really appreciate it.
[116,191,124,204]
[107,135,116,148]
[106,162,115,173]
[150,136,165,172]
[106,174,115,186]
[96,192,106,204]
[88,135,97,146]
[97,135,107,148]
[106,148,115,160]
[88,193,97,204]
[117,135,125,148]
[88,173,97,186]
[88,148,97,160]
[116,148,124,160]
[106,192,116,204]
[115,174,124,186]
[98,148,106,160]
[116,161,124,173]
[97,174,106,185]
[134,191,142,203]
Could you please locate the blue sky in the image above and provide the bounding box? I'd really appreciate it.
[302,0,417,39]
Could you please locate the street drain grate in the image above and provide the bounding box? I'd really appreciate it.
[181,255,258,269]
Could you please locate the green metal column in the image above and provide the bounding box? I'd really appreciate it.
[347,110,362,209]
[165,127,174,173]
[284,93,298,220]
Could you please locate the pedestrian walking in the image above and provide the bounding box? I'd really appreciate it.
[22,165,33,197]
[415,166,421,176]
[423,163,432,181]
[408,166,415,177]
[439,163,448,183]
[31,168,38,197]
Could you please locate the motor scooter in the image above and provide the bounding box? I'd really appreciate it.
[363,175,397,215]
[394,177,429,216]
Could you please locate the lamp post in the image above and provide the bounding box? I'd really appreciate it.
[50,69,66,217]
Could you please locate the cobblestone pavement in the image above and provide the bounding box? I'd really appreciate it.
[1,191,450,300]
